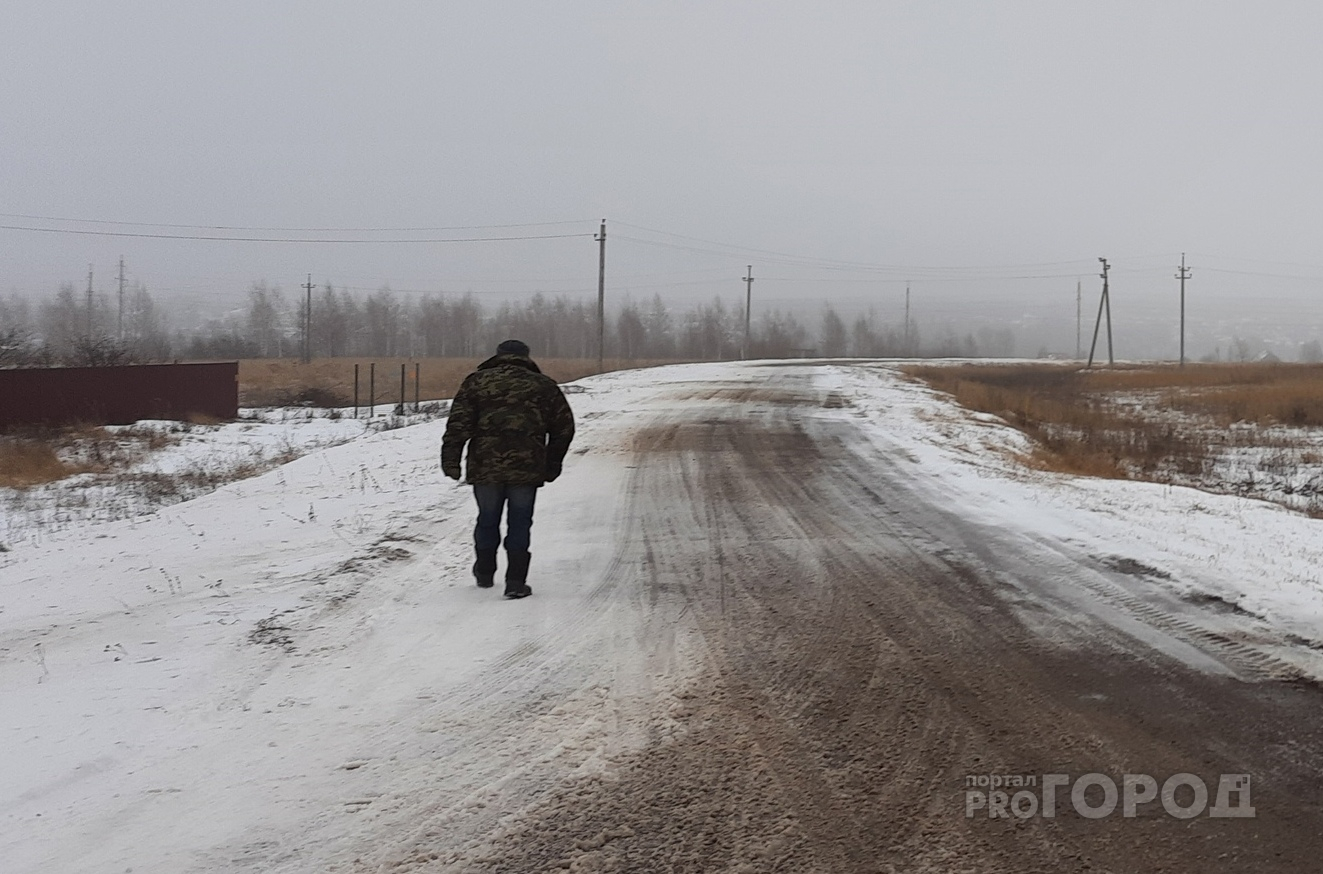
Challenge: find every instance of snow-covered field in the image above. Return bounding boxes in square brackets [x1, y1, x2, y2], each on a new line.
[1069, 386, 1323, 516]
[0, 405, 446, 546]
[3, 360, 1321, 872]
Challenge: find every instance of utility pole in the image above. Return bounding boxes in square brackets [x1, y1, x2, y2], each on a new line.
[302, 273, 314, 364]
[117, 256, 126, 342]
[742, 265, 754, 359]
[1104, 260, 1114, 364]
[1176, 253, 1191, 367]
[1076, 279, 1082, 360]
[1087, 258, 1114, 367]
[595, 220, 606, 373]
[86, 264, 94, 340]
[904, 284, 912, 356]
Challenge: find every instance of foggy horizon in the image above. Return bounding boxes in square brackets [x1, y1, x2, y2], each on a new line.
[6, 2, 1323, 361]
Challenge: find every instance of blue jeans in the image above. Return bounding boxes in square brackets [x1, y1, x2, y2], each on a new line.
[473, 484, 538, 553]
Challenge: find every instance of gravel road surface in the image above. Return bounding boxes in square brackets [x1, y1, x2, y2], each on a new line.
[473, 367, 1323, 873]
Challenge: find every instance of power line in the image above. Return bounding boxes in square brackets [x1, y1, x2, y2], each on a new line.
[19, 209, 1316, 281]
[614, 234, 1131, 282]
[615, 223, 863, 269]
[0, 224, 593, 244]
[0, 212, 593, 233]
[18, 209, 1323, 278]
[614, 222, 1104, 274]
[607, 278, 735, 292]
[755, 272, 1089, 283]
[1185, 251, 1323, 272]
[1196, 266, 1323, 281]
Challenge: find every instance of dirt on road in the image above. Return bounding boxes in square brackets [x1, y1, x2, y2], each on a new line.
[476, 372, 1323, 873]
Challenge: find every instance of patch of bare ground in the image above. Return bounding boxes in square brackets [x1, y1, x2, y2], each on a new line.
[906, 362, 1323, 514]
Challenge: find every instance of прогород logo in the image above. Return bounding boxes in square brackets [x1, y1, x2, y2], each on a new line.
[963, 773, 1255, 820]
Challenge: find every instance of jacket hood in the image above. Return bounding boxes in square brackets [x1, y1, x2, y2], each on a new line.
[477, 353, 542, 374]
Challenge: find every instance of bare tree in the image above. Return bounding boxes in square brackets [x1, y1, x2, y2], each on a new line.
[753, 309, 809, 358]
[311, 284, 351, 357]
[246, 282, 288, 357]
[69, 335, 135, 367]
[417, 294, 447, 357]
[643, 294, 675, 358]
[0, 326, 42, 367]
[680, 297, 739, 360]
[123, 283, 171, 360]
[363, 287, 402, 356]
[40, 282, 87, 359]
[0, 293, 41, 366]
[447, 294, 483, 358]
[820, 305, 848, 357]
[616, 300, 647, 359]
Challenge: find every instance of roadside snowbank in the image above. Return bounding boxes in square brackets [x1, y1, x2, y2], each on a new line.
[818, 362, 1323, 671]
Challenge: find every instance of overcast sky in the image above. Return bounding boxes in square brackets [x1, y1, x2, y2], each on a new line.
[4, 2, 1323, 352]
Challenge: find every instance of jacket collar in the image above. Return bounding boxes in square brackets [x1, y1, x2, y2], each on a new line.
[477, 353, 542, 374]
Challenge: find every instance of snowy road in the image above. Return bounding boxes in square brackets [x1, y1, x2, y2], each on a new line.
[3, 362, 1323, 872]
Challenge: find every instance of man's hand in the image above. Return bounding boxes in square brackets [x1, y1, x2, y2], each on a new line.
[443, 465, 461, 481]
[544, 462, 562, 483]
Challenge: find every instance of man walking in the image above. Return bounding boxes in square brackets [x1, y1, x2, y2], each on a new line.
[441, 339, 576, 598]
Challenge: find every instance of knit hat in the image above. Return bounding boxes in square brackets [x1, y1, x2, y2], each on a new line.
[495, 339, 531, 357]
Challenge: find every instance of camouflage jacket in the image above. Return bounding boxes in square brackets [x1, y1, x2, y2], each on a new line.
[440, 354, 576, 485]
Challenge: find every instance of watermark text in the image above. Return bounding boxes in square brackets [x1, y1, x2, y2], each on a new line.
[963, 773, 1254, 820]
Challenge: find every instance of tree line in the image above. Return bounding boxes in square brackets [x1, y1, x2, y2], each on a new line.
[0, 280, 1018, 367]
[0, 281, 169, 367]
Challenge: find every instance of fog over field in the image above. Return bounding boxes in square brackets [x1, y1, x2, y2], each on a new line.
[4, 3, 1323, 360]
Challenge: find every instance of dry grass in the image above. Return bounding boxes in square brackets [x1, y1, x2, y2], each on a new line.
[0, 424, 181, 490]
[237, 357, 693, 408]
[0, 440, 85, 488]
[904, 362, 1323, 482]
[1070, 363, 1323, 427]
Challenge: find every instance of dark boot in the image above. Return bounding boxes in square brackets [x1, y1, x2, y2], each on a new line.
[503, 550, 532, 599]
[473, 547, 498, 588]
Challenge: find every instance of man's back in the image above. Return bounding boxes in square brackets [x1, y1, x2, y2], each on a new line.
[441, 352, 575, 486]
